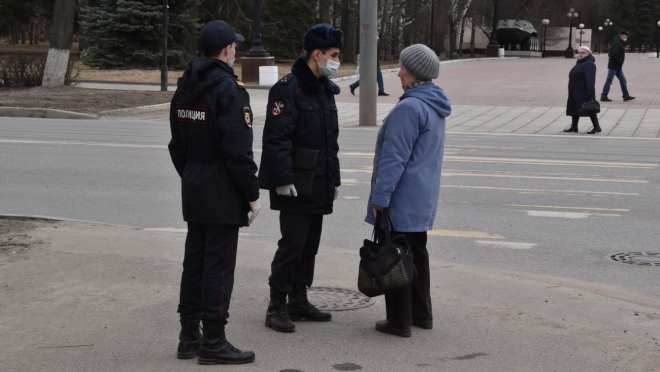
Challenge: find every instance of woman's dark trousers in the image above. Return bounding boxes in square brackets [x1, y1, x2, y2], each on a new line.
[376, 229, 432, 327]
[269, 212, 323, 293]
[178, 222, 239, 322]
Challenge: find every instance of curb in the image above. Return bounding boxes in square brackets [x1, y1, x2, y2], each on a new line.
[98, 103, 170, 117]
[0, 107, 98, 120]
[0, 213, 140, 230]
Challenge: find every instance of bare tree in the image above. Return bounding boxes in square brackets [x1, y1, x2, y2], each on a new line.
[42, 0, 75, 88]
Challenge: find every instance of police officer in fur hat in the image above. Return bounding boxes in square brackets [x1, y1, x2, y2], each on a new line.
[168, 20, 261, 364]
[259, 23, 343, 333]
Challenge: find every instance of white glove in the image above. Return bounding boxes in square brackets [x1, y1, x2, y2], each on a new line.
[276, 184, 297, 197]
[334, 187, 339, 199]
[248, 200, 261, 225]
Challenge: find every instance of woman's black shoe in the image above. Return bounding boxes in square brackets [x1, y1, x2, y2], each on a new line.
[375, 320, 411, 337]
[587, 127, 602, 134]
[412, 317, 433, 329]
[563, 127, 578, 133]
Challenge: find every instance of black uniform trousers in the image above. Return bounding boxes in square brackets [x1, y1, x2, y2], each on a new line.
[268, 212, 323, 294]
[376, 229, 432, 327]
[178, 222, 239, 322]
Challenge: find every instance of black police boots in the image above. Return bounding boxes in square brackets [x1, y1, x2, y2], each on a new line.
[197, 320, 255, 365]
[265, 287, 296, 332]
[287, 283, 332, 322]
[177, 313, 202, 359]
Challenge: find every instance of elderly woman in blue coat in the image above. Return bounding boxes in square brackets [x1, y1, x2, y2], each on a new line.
[365, 44, 451, 337]
[564, 46, 601, 134]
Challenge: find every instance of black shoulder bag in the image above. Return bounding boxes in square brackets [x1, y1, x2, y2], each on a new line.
[357, 209, 416, 297]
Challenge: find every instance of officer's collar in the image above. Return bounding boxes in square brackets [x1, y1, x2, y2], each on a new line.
[291, 56, 340, 95]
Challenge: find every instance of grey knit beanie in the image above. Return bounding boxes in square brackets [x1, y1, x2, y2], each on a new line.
[399, 44, 440, 81]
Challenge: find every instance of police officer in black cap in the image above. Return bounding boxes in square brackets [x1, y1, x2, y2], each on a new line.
[168, 20, 260, 365]
[259, 23, 343, 333]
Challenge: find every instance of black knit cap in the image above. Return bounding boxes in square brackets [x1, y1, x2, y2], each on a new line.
[619, 30, 630, 36]
[302, 23, 344, 51]
[199, 20, 245, 52]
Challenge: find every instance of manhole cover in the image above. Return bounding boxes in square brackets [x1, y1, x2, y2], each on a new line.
[307, 287, 375, 311]
[268, 287, 375, 311]
[610, 252, 660, 266]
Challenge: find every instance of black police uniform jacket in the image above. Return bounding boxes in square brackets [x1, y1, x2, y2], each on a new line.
[260, 56, 341, 215]
[607, 35, 626, 71]
[168, 57, 259, 226]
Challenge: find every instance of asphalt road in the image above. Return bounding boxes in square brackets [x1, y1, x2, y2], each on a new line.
[1, 116, 659, 301]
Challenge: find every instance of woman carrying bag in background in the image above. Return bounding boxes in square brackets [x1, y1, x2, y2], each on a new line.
[364, 44, 451, 338]
[564, 46, 602, 134]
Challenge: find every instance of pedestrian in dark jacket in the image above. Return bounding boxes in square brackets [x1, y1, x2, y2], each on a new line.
[260, 23, 343, 333]
[365, 44, 451, 338]
[168, 20, 260, 365]
[565, 46, 601, 134]
[600, 30, 635, 102]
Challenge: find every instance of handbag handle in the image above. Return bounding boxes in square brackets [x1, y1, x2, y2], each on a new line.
[373, 208, 394, 245]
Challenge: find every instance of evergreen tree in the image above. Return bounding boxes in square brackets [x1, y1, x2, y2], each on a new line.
[80, 0, 200, 69]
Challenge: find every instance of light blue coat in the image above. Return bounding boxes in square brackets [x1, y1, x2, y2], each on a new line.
[364, 83, 451, 232]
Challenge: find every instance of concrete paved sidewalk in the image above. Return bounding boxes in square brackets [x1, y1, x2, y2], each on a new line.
[2, 219, 659, 371]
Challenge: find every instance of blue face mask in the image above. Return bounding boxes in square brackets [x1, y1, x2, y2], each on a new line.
[318, 53, 340, 77]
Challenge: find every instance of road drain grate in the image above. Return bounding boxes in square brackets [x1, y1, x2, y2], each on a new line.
[610, 252, 660, 266]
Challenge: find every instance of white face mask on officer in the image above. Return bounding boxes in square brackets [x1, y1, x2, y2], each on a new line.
[227, 44, 236, 67]
[318, 52, 340, 77]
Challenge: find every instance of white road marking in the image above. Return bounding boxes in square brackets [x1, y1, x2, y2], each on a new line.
[505, 204, 630, 212]
[428, 229, 505, 239]
[524, 211, 621, 219]
[441, 185, 639, 196]
[476, 241, 536, 249]
[0, 138, 165, 149]
[442, 172, 647, 183]
[443, 156, 657, 169]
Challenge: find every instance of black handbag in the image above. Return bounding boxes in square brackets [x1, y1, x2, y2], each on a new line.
[258, 147, 319, 196]
[580, 99, 601, 117]
[357, 209, 416, 298]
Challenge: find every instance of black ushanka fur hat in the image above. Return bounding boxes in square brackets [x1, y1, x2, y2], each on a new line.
[303, 23, 344, 51]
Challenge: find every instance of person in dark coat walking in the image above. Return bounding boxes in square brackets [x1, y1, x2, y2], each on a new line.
[565, 46, 601, 134]
[168, 20, 261, 365]
[259, 23, 343, 333]
[600, 30, 635, 102]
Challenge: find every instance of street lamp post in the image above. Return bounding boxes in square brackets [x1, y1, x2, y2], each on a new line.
[603, 19, 613, 53]
[486, 0, 502, 57]
[245, 0, 269, 57]
[160, 0, 167, 92]
[566, 8, 578, 58]
[542, 19, 549, 58]
[429, 0, 435, 49]
[598, 26, 603, 54]
[578, 23, 585, 47]
[657, 20, 660, 59]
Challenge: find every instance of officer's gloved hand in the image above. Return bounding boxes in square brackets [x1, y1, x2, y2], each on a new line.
[334, 187, 339, 199]
[276, 184, 297, 197]
[248, 200, 261, 225]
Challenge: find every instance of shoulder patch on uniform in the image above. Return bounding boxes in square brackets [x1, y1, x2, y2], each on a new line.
[243, 106, 252, 128]
[236, 80, 246, 90]
[271, 100, 286, 117]
[278, 74, 294, 85]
